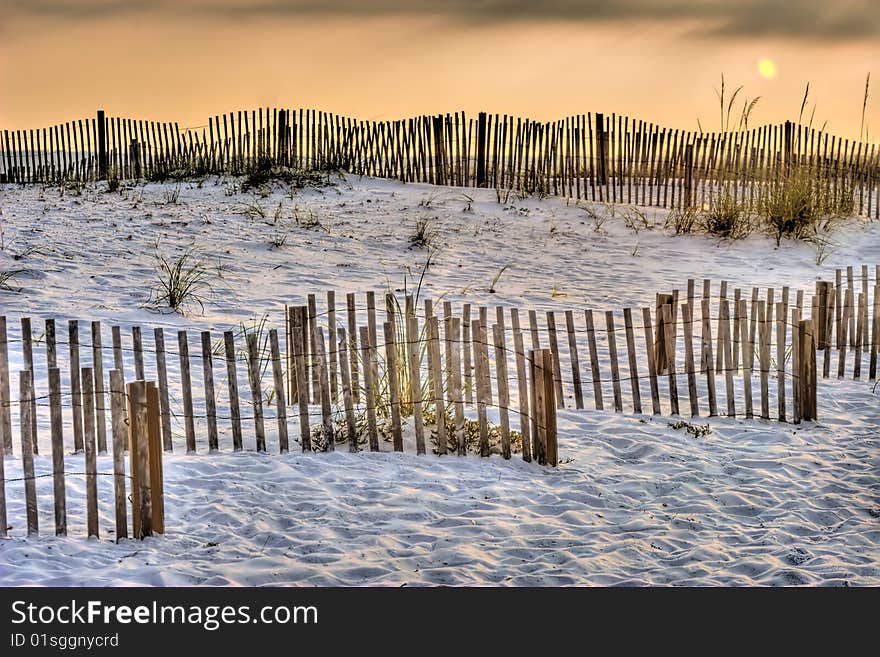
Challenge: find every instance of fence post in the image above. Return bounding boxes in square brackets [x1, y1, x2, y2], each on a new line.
[529, 349, 558, 467]
[127, 380, 164, 539]
[595, 113, 608, 186]
[476, 112, 488, 188]
[799, 320, 818, 421]
[97, 109, 108, 180]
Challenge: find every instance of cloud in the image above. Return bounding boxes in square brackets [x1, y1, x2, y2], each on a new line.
[2, 0, 878, 41]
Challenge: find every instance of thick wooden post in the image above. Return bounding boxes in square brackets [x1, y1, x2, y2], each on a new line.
[542, 349, 558, 467]
[596, 113, 608, 187]
[127, 380, 151, 538]
[97, 109, 108, 179]
[126, 379, 164, 538]
[476, 112, 488, 187]
[800, 320, 818, 421]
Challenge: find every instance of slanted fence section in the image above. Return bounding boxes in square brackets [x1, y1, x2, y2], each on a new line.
[1, 109, 878, 219]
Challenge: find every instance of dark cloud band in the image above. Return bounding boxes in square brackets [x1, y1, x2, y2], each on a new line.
[3, 0, 878, 41]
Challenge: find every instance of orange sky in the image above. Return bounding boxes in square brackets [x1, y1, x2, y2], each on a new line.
[1, 5, 877, 143]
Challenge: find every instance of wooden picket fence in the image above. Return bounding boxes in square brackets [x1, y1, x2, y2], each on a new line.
[1, 264, 878, 540]
[2, 109, 878, 219]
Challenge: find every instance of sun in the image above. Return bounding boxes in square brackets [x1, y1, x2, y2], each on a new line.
[758, 59, 777, 80]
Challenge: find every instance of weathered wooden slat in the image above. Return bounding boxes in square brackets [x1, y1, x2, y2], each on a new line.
[269, 329, 289, 454]
[246, 333, 267, 452]
[153, 328, 173, 452]
[492, 323, 511, 459]
[201, 331, 219, 452]
[109, 369, 128, 540]
[359, 325, 379, 452]
[48, 367, 67, 535]
[337, 328, 358, 452]
[0, 316, 12, 455]
[82, 367, 99, 537]
[20, 370, 39, 535]
[177, 331, 197, 453]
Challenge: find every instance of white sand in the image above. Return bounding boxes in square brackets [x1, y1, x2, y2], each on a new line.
[0, 176, 878, 585]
